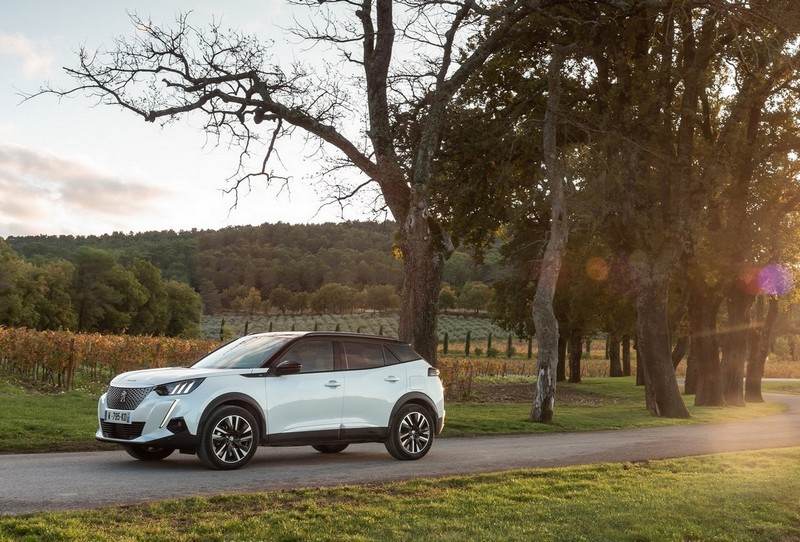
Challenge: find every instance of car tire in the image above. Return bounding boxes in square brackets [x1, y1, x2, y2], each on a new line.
[385, 403, 434, 460]
[197, 405, 260, 470]
[312, 443, 349, 454]
[124, 444, 174, 461]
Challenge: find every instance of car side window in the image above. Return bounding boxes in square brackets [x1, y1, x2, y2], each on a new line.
[385, 343, 421, 363]
[279, 340, 334, 373]
[343, 341, 385, 370]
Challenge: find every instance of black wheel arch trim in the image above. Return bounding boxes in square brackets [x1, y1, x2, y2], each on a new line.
[198, 392, 266, 441]
[390, 392, 437, 424]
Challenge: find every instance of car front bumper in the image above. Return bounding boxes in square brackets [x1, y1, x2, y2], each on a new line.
[96, 391, 200, 450]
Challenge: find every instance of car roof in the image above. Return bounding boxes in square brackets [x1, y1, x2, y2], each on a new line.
[247, 331, 403, 343]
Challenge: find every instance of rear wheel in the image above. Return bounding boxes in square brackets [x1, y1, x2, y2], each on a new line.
[312, 443, 349, 454]
[385, 404, 434, 460]
[197, 405, 260, 470]
[124, 444, 174, 461]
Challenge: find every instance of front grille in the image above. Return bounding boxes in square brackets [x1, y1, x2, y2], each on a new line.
[106, 386, 153, 410]
[101, 421, 145, 440]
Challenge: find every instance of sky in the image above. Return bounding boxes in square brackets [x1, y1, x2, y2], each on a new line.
[0, 0, 376, 238]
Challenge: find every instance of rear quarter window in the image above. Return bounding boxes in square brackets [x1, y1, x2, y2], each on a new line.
[385, 343, 422, 363]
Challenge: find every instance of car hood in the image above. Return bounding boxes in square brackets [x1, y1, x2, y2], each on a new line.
[110, 367, 248, 387]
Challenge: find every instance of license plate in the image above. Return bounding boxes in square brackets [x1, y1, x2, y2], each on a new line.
[104, 409, 132, 424]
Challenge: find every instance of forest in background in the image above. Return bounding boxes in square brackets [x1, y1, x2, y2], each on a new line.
[7, 221, 500, 316]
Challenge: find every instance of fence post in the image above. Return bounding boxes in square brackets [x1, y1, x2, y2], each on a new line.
[378, 324, 384, 336]
[244, 320, 249, 336]
[527, 336, 533, 359]
[506, 335, 513, 358]
[66, 338, 76, 391]
[443, 332, 449, 355]
[465, 331, 471, 357]
[357, 326, 362, 334]
[291, 322, 296, 331]
[487, 332, 493, 354]
[335, 323, 340, 332]
[219, 318, 225, 342]
[269, 321, 273, 332]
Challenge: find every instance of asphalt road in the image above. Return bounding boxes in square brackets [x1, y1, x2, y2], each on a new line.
[1, 393, 799, 515]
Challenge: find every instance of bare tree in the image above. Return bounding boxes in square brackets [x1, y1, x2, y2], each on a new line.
[30, 1, 556, 362]
[531, 44, 573, 423]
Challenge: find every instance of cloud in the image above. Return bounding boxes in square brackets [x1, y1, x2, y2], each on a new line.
[0, 144, 169, 229]
[0, 33, 53, 77]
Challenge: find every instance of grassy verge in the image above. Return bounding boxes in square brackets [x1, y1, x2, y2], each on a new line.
[0, 379, 112, 453]
[3, 448, 800, 541]
[762, 380, 800, 395]
[443, 377, 784, 436]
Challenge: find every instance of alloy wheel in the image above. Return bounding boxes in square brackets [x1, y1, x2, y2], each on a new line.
[211, 414, 254, 463]
[398, 411, 430, 454]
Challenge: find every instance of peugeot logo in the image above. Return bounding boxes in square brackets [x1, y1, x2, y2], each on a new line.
[120, 390, 128, 403]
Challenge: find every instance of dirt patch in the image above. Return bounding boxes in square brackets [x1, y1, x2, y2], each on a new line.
[455, 382, 614, 406]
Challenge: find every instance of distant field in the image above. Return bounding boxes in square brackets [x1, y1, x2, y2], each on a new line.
[201, 312, 512, 341]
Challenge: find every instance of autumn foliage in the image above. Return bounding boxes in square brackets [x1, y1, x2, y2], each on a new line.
[0, 327, 217, 390]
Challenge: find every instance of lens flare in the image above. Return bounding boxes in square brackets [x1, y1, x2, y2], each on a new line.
[586, 257, 609, 282]
[757, 264, 794, 296]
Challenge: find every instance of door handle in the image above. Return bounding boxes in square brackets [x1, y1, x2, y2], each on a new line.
[384, 376, 400, 383]
[325, 380, 341, 388]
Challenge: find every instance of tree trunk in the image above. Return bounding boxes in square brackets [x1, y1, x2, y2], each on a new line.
[634, 256, 690, 418]
[720, 289, 754, 406]
[608, 333, 623, 377]
[397, 197, 450, 365]
[568, 330, 582, 383]
[671, 336, 688, 369]
[688, 283, 723, 405]
[557, 334, 567, 382]
[745, 296, 778, 403]
[585, 337, 591, 356]
[530, 45, 572, 423]
[635, 337, 644, 386]
[789, 334, 798, 362]
[622, 335, 632, 376]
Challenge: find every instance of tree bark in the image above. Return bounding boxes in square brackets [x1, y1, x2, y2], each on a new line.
[622, 335, 632, 376]
[397, 193, 451, 364]
[530, 45, 573, 423]
[671, 336, 688, 369]
[745, 296, 778, 403]
[608, 333, 623, 377]
[557, 334, 567, 382]
[568, 330, 582, 383]
[720, 289, 754, 406]
[634, 255, 690, 418]
[688, 282, 723, 405]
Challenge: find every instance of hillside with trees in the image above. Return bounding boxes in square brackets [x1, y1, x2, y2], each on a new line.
[7, 221, 501, 316]
[0, 240, 201, 337]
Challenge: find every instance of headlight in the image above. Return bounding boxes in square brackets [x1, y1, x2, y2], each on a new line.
[154, 378, 205, 396]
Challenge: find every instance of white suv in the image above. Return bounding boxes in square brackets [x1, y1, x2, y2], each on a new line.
[97, 332, 445, 469]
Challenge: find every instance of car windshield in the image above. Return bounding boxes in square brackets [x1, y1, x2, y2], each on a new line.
[192, 334, 294, 369]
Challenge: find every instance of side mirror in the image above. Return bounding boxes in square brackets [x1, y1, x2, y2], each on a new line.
[273, 360, 302, 376]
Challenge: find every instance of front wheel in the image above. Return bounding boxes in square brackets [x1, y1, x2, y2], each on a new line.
[124, 444, 174, 461]
[385, 404, 434, 460]
[312, 443, 349, 454]
[197, 405, 260, 470]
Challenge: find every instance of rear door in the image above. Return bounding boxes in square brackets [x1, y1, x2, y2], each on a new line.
[265, 339, 343, 440]
[340, 340, 407, 435]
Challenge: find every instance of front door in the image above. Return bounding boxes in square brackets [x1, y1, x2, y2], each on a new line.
[265, 339, 343, 441]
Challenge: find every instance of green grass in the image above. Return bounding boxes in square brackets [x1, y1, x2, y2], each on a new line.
[0, 376, 783, 453]
[762, 380, 800, 395]
[0, 379, 111, 453]
[443, 377, 784, 436]
[3, 448, 800, 541]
